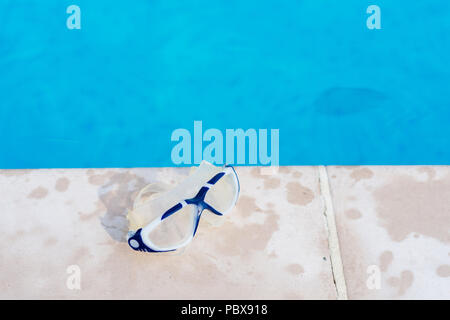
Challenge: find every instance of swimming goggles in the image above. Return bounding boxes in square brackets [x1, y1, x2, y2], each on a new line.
[127, 161, 240, 252]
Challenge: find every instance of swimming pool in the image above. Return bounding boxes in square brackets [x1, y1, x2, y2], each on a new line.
[1, 0, 449, 168]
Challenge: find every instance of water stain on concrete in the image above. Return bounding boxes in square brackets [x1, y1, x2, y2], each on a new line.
[388, 270, 414, 296]
[88, 171, 116, 186]
[250, 167, 284, 191]
[264, 177, 280, 189]
[286, 182, 314, 206]
[335, 166, 356, 170]
[71, 246, 91, 263]
[236, 195, 262, 218]
[350, 168, 374, 182]
[374, 174, 450, 243]
[250, 167, 259, 177]
[379, 251, 393, 272]
[345, 208, 362, 220]
[28, 225, 47, 235]
[286, 264, 304, 275]
[436, 265, 450, 278]
[97, 171, 149, 242]
[278, 167, 292, 174]
[28, 186, 48, 199]
[55, 177, 70, 192]
[44, 237, 58, 246]
[418, 167, 436, 180]
[79, 201, 106, 221]
[15, 229, 25, 237]
[293, 171, 302, 178]
[251, 167, 281, 189]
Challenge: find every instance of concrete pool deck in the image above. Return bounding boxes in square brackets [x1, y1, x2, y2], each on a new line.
[0, 166, 448, 299]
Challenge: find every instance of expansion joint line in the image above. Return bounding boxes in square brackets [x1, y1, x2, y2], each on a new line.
[318, 166, 348, 300]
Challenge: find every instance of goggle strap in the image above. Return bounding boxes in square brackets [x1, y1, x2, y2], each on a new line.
[203, 202, 224, 216]
[161, 202, 183, 220]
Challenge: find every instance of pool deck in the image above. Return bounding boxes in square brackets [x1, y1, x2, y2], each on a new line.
[0, 166, 449, 299]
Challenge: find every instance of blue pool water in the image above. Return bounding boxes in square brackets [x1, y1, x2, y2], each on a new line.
[1, 0, 449, 168]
